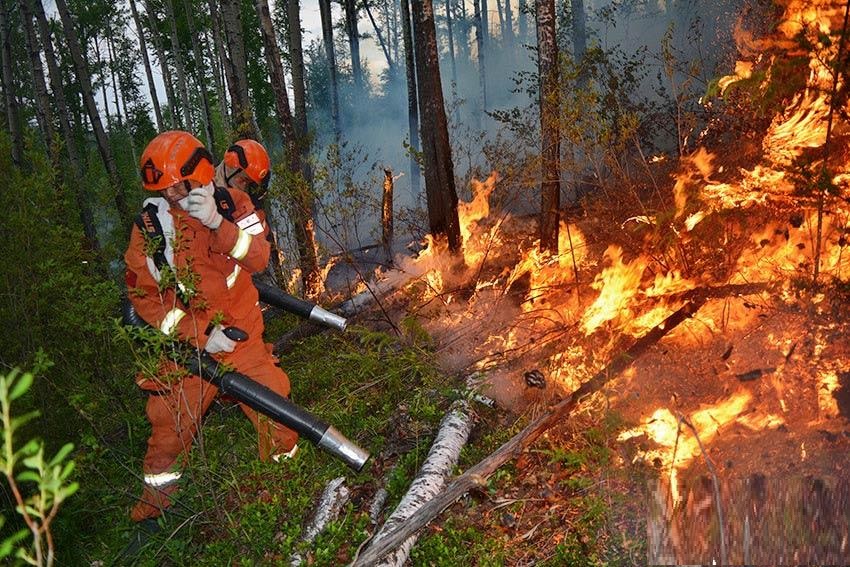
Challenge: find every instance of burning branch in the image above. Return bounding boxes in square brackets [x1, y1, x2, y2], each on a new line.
[353, 289, 725, 565]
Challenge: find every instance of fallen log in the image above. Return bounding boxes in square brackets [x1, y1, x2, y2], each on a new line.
[353, 295, 711, 565]
[361, 400, 472, 567]
[290, 477, 351, 566]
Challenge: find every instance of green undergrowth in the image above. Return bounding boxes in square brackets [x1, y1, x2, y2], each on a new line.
[72, 318, 647, 565]
[82, 323, 458, 564]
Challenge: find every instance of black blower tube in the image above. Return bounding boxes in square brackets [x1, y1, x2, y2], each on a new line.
[121, 299, 369, 471]
[255, 283, 347, 332]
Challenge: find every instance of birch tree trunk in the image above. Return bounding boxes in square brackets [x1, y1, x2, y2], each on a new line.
[344, 0, 363, 91]
[55, 0, 131, 227]
[412, 0, 461, 251]
[221, 0, 257, 138]
[20, 0, 56, 164]
[0, 0, 21, 166]
[183, 0, 215, 150]
[358, 401, 472, 566]
[255, 0, 321, 292]
[537, 0, 560, 252]
[145, 0, 178, 128]
[400, 0, 420, 197]
[129, 0, 163, 131]
[318, 0, 340, 143]
[163, 0, 192, 130]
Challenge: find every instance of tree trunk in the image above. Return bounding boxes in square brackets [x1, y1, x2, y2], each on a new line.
[473, 0, 487, 114]
[287, 0, 313, 184]
[445, 0, 457, 88]
[32, 0, 100, 250]
[55, 0, 131, 227]
[221, 0, 257, 138]
[365, 0, 394, 72]
[31, 1, 82, 173]
[183, 0, 215, 151]
[400, 0, 420, 197]
[163, 0, 192, 131]
[255, 0, 321, 292]
[128, 0, 163, 131]
[382, 168, 394, 263]
[145, 0, 178, 128]
[537, 0, 559, 252]
[318, 0, 340, 143]
[518, 0, 527, 43]
[92, 37, 111, 124]
[495, 0, 505, 39]
[106, 34, 123, 129]
[0, 0, 22, 166]
[481, 0, 489, 46]
[390, 0, 400, 67]
[570, 0, 586, 64]
[504, 0, 513, 50]
[344, 0, 363, 91]
[206, 1, 231, 127]
[20, 0, 57, 165]
[412, 0, 461, 251]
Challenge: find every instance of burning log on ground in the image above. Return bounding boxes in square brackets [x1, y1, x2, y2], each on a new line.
[353, 291, 722, 565]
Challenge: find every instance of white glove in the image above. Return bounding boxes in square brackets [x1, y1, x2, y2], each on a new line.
[186, 187, 223, 229]
[205, 325, 236, 353]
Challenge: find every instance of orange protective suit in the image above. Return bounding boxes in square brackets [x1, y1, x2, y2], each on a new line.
[124, 186, 297, 521]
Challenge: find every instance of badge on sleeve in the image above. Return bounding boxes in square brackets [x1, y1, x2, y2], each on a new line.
[236, 213, 264, 235]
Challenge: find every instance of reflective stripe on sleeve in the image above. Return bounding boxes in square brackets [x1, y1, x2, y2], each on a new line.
[143, 470, 182, 488]
[229, 229, 253, 260]
[160, 308, 186, 335]
[226, 265, 241, 289]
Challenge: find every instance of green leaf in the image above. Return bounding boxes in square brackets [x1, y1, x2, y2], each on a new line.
[9, 373, 33, 401]
[10, 410, 40, 431]
[15, 439, 39, 459]
[21, 453, 44, 470]
[62, 482, 79, 499]
[60, 461, 75, 480]
[0, 528, 28, 559]
[49, 443, 74, 468]
[15, 471, 40, 484]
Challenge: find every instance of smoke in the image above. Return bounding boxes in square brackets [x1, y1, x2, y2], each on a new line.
[285, 0, 746, 255]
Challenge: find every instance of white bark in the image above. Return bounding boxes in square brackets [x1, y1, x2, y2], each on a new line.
[368, 399, 472, 566]
[290, 476, 350, 566]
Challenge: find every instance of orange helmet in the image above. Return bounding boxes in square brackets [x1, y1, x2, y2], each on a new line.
[139, 130, 215, 191]
[223, 139, 271, 188]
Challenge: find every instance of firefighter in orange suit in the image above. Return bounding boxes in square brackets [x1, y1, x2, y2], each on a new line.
[124, 131, 298, 522]
[215, 139, 272, 223]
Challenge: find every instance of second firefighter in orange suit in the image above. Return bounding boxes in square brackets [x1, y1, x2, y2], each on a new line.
[124, 131, 298, 522]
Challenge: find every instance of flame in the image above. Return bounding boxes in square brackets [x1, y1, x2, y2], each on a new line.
[816, 369, 841, 420]
[581, 246, 648, 335]
[673, 148, 716, 218]
[619, 391, 764, 504]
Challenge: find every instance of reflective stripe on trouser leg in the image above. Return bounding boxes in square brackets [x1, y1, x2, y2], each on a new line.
[143, 469, 182, 488]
